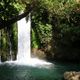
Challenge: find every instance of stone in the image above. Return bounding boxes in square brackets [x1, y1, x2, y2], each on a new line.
[64, 71, 80, 80]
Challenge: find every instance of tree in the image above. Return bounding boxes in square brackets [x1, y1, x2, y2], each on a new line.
[0, 0, 32, 29]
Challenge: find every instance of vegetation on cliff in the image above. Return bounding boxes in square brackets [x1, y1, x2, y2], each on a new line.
[31, 0, 80, 61]
[0, 0, 80, 61]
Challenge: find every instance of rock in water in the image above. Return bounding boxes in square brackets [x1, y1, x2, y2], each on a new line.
[64, 71, 80, 80]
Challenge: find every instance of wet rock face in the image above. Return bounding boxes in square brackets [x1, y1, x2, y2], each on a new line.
[64, 71, 80, 80]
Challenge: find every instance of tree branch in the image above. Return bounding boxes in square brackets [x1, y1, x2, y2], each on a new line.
[0, 4, 33, 29]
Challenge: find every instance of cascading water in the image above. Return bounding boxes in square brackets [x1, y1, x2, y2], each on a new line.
[17, 14, 31, 62]
[9, 37, 12, 61]
[2, 13, 51, 68]
[7, 27, 13, 61]
[17, 13, 51, 66]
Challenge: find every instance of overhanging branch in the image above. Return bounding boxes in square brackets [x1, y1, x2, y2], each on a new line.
[0, 4, 34, 29]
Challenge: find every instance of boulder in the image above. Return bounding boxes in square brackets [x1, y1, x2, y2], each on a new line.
[64, 71, 80, 80]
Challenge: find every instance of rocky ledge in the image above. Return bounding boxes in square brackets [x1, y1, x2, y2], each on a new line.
[64, 71, 80, 80]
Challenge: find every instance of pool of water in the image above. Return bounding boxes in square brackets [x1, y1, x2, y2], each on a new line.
[0, 62, 80, 80]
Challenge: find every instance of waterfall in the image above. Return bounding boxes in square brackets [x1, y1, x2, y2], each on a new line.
[17, 14, 31, 62]
[0, 12, 51, 67]
[9, 37, 13, 61]
[0, 13, 51, 67]
[16, 13, 51, 66]
[7, 27, 13, 61]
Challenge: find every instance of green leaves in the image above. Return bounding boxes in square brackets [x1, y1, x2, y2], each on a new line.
[31, 0, 80, 50]
[0, 0, 25, 21]
[38, 23, 52, 43]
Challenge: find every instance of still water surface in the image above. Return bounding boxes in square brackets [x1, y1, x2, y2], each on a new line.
[0, 62, 80, 80]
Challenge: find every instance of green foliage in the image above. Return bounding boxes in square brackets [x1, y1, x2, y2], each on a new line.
[31, 0, 80, 60]
[31, 29, 39, 48]
[32, 6, 52, 48]
[59, 3, 80, 43]
[0, 0, 25, 21]
[0, 29, 8, 50]
[50, 2, 80, 60]
[37, 23, 52, 44]
[11, 23, 18, 51]
[0, 23, 18, 61]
